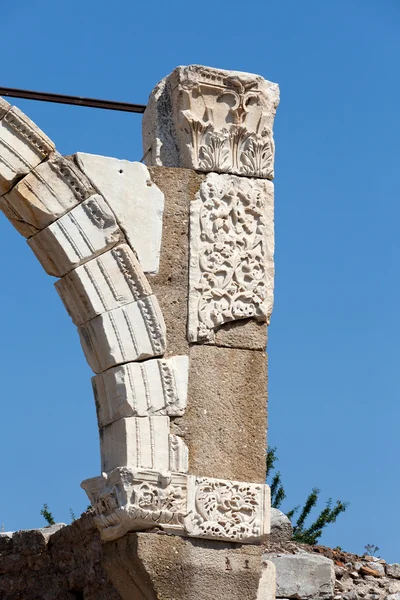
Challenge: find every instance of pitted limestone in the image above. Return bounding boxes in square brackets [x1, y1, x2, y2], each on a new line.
[4, 152, 94, 233]
[0, 106, 54, 196]
[27, 194, 122, 277]
[92, 355, 189, 425]
[78, 295, 166, 373]
[55, 244, 153, 326]
[75, 153, 164, 273]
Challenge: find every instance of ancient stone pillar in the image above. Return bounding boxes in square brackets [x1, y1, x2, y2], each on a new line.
[0, 64, 279, 600]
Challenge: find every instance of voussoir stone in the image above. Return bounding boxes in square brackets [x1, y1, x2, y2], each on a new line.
[3, 152, 94, 234]
[143, 64, 279, 179]
[266, 553, 335, 600]
[27, 194, 123, 277]
[0, 105, 54, 196]
[55, 243, 153, 326]
[99, 416, 188, 473]
[0, 96, 11, 120]
[78, 295, 166, 373]
[75, 153, 164, 273]
[92, 355, 189, 425]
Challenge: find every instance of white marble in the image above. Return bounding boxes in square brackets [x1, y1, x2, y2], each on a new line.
[92, 355, 189, 425]
[27, 194, 122, 277]
[81, 468, 270, 544]
[75, 153, 164, 273]
[143, 64, 279, 179]
[169, 434, 189, 473]
[0, 97, 10, 120]
[188, 172, 274, 342]
[81, 468, 188, 541]
[185, 477, 270, 543]
[78, 295, 166, 373]
[0, 106, 54, 196]
[55, 243, 152, 326]
[3, 152, 93, 234]
[100, 416, 171, 472]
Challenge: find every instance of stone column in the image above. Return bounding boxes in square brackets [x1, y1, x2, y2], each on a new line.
[0, 64, 279, 600]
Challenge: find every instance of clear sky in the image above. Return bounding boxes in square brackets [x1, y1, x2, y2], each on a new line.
[0, 0, 399, 561]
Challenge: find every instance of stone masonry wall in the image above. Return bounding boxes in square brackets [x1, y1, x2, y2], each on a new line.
[0, 514, 121, 600]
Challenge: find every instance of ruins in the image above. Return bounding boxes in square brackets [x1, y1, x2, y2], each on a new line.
[0, 64, 279, 599]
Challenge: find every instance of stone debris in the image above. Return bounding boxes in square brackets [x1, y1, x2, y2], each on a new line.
[0, 105, 55, 196]
[270, 508, 293, 544]
[266, 552, 335, 600]
[75, 152, 164, 273]
[27, 194, 123, 277]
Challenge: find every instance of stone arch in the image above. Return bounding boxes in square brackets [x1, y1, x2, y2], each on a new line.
[0, 96, 189, 490]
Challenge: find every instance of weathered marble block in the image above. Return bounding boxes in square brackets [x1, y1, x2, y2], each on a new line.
[81, 468, 188, 541]
[3, 152, 93, 234]
[143, 64, 279, 179]
[92, 355, 189, 425]
[99, 416, 188, 473]
[188, 172, 274, 343]
[55, 244, 152, 326]
[81, 467, 270, 544]
[75, 153, 164, 273]
[78, 296, 166, 373]
[0, 106, 54, 196]
[0, 195, 38, 237]
[27, 194, 122, 277]
[0, 97, 10, 120]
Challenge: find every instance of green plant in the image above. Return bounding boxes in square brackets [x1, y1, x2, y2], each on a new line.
[364, 544, 380, 557]
[266, 447, 349, 545]
[40, 503, 55, 526]
[69, 509, 77, 522]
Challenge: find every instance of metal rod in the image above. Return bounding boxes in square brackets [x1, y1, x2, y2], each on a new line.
[0, 86, 146, 114]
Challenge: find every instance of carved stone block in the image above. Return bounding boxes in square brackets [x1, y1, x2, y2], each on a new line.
[0, 106, 55, 196]
[81, 467, 270, 545]
[27, 194, 123, 277]
[3, 152, 94, 234]
[78, 295, 166, 373]
[75, 153, 164, 273]
[0, 97, 10, 120]
[92, 355, 189, 426]
[185, 476, 270, 544]
[99, 417, 188, 473]
[188, 172, 274, 342]
[143, 64, 279, 179]
[81, 468, 188, 541]
[0, 195, 39, 237]
[55, 243, 152, 326]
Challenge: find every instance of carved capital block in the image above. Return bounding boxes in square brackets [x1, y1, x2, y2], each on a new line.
[3, 152, 94, 234]
[78, 295, 166, 373]
[81, 468, 188, 541]
[188, 173, 274, 342]
[81, 468, 270, 545]
[143, 65, 279, 179]
[92, 355, 189, 425]
[185, 476, 270, 544]
[27, 194, 122, 277]
[55, 244, 153, 327]
[0, 106, 55, 196]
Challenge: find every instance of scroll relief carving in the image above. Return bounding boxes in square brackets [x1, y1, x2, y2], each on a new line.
[143, 65, 279, 179]
[81, 469, 270, 544]
[188, 173, 274, 342]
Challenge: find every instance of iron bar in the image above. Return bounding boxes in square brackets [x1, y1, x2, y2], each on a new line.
[0, 86, 146, 114]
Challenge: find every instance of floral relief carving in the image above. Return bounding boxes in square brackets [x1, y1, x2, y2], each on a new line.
[188, 173, 274, 342]
[185, 477, 268, 543]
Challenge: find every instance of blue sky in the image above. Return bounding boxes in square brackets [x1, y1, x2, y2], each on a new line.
[0, 0, 399, 560]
